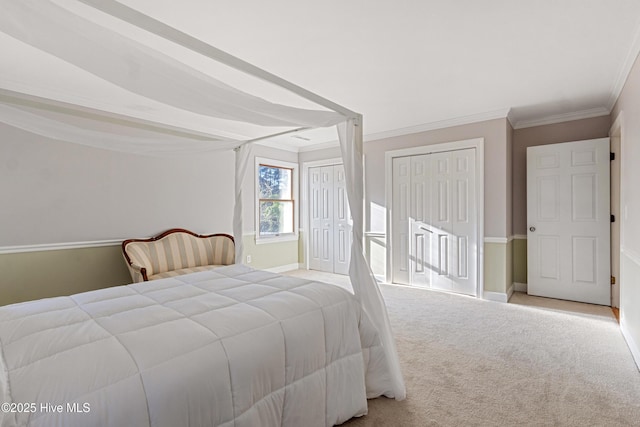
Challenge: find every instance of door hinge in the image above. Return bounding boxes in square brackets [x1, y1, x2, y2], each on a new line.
[610, 152, 615, 161]
[611, 276, 616, 285]
[611, 214, 615, 223]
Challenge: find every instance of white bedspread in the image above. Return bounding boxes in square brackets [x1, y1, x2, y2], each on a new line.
[0, 265, 390, 427]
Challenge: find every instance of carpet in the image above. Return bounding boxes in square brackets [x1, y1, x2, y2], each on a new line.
[283, 270, 640, 426]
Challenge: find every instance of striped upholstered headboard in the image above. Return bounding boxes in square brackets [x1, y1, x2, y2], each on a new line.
[122, 229, 235, 282]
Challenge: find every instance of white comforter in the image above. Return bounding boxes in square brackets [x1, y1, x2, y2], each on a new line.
[0, 265, 390, 427]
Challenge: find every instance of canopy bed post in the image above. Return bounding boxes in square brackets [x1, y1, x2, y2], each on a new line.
[337, 118, 406, 399]
[233, 142, 253, 264]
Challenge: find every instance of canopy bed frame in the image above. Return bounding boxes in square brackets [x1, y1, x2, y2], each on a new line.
[0, 0, 405, 425]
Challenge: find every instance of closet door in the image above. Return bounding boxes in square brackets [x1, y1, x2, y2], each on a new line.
[391, 148, 478, 296]
[333, 165, 352, 275]
[392, 157, 411, 285]
[409, 154, 434, 287]
[429, 149, 477, 295]
[309, 166, 334, 272]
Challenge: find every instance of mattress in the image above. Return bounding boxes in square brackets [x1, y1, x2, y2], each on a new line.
[0, 265, 390, 427]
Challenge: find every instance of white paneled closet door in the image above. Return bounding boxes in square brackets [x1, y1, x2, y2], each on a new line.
[309, 165, 352, 274]
[392, 149, 477, 296]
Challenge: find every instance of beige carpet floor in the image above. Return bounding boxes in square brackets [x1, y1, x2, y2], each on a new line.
[283, 270, 640, 426]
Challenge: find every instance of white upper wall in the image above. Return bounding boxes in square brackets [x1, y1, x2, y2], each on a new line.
[0, 123, 235, 246]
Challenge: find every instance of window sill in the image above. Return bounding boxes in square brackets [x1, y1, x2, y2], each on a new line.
[255, 234, 298, 245]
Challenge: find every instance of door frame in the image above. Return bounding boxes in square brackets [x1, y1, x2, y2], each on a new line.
[385, 138, 485, 297]
[610, 113, 624, 308]
[301, 157, 343, 270]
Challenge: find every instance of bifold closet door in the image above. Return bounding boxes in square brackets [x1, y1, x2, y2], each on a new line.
[309, 165, 352, 274]
[392, 149, 477, 296]
[333, 165, 352, 275]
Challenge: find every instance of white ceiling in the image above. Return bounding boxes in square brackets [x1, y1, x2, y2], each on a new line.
[3, 0, 640, 150]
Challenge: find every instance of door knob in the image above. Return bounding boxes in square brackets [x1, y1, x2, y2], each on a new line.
[529, 226, 536, 232]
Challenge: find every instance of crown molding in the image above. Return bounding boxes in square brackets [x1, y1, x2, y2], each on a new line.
[511, 107, 610, 130]
[607, 16, 640, 111]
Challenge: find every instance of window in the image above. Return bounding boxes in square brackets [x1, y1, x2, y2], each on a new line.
[256, 158, 298, 242]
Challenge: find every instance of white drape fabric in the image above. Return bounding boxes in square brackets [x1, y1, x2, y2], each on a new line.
[337, 119, 406, 400]
[0, 0, 345, 129]
[0, 103, 236, 155]
[233, 143, 253, 263]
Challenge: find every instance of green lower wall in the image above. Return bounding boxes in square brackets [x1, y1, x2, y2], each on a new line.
[0, 245, 131, 306]
[242, 234, 299, 270]
[484, 242, 510, 294]
[513, 238, 527, 284]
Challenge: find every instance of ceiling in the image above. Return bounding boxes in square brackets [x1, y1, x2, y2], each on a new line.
[2, 0, 640, 151]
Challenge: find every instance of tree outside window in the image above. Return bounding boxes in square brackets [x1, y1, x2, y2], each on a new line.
[258, 164, 294, 236]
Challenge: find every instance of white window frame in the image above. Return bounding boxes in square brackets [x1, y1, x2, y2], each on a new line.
[255, 157, 299, 244]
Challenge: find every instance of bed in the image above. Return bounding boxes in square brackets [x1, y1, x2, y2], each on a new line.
[0, 2, 405, 423]
[0, 265, 390, 427]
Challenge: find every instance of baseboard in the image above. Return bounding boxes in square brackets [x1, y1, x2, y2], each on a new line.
[506, 284, 514, 301]
[264, 263, 301, 273]
[513, 282, 527, 292]
[621, 317, 640, 371]
[483, 291, 509, 303]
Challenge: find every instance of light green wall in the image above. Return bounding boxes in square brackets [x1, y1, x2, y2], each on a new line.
[242, 235, 299, 270]
[484, 242, 509, 294]
[365, 235, 386, 278]
[0, 245, 131, 306]
[513, 238, 527, 284]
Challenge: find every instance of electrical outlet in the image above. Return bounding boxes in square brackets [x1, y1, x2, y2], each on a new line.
[246, 255, 252, 264]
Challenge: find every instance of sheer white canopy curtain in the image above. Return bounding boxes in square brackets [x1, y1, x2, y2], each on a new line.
[0, 0, 405, 400]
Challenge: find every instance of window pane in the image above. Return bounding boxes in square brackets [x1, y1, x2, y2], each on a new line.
[259, 165, 292, 199]
[259, 201, 294, 235]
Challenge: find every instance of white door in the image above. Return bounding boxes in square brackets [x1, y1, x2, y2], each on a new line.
[393, 149, 478, 296]
[309, 166, 333, 272]
[527, 138, 610, 305]
[309, 165, 352, 274]
[392, 157, 411, 285]
[333, 165, 352, 275]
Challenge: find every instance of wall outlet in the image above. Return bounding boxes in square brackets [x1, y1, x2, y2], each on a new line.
[246, 255, 252, 264]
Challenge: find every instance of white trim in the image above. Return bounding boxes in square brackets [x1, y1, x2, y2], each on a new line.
[621, 318, 640, 371]
[507, 284, 514, 301]
[385, 137, 485, 298]
[301, 158, 344, 269]
[484, 237, 508, 244]
[263, 263, 301, 274]
[0, 239, 122, 254]
[513, 234, 527, 240]
[512, 109, 609, 130]
[254, 234, 298, 245]
[366, 109, 509, 143]
[513, 282, 527, 293]
[483, 290, 509, 303]
[255, 157, 299, 244]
